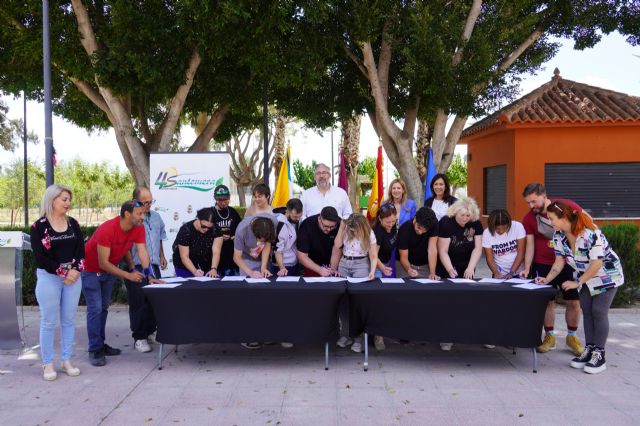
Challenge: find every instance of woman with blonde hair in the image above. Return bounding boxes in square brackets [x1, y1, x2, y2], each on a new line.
[436, 197, 484, 351]
[331, 213, 379, 352]
[383, 178, 416, 226]
[30, 184, 85, 380]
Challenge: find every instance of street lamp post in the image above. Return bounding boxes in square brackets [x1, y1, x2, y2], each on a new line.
[43, 0, 54, 186]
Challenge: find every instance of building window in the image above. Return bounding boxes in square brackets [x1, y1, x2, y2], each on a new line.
[545, 162, 640, 218]
[484, 165, 506, 214]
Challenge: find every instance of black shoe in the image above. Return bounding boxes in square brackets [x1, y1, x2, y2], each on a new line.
[584, 348, 606, 374]
[102, 343, 122, 356]
[89, 350, 106, 367]
[570, 344, 593, 369]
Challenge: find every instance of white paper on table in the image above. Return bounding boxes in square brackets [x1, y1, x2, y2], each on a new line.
[245, 278, 271, 283]
[449, 278, 477, 284]
[412, 278, 442, 284]
[276, 276, 300, 282]
[347, 277, 373, 283]
[160, 277, 187, 283]
[190, 276, 219, 282]
[322, 276, 347, 282]
[505, 278, 533, 284]
[221, 276, 247, 281]
[478, 278, 505, 284]
[380, 278, 405, 284]
[513, 283, 548, 290]
[303, 277, 322, 283]
[145, 283, 182, 289]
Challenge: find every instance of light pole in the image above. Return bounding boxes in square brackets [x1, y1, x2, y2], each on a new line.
[43, 0, 54, 186]
[23, 92, 28, 227]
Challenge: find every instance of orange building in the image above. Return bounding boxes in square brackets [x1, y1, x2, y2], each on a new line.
[459, 69, 640, 225]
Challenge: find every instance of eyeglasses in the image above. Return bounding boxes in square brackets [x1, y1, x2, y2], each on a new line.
[315, 171, 330, 176]
[141, 199, 156, 206]
[319, 217, 337, 231]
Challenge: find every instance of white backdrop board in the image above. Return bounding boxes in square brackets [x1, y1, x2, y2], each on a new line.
[150, 152, 230, 277]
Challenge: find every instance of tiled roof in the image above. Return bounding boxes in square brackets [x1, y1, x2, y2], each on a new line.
[461, 68, 640, 138]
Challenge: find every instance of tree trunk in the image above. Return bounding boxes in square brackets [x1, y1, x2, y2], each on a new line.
[273, 115, 286, 178]
[341, 115, 361, 212]
[415, 118, 434, 179]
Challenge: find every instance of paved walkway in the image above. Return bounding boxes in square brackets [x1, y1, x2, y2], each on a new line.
[2, 302, 640, 426]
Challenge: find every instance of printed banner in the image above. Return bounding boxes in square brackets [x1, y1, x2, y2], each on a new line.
[150, 152, 230, 277]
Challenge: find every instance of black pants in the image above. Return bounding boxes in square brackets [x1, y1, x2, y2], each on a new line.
[124, 264, 160, 341]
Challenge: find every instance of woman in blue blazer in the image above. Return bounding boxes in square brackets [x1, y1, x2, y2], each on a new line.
[383, 178, 416, 226]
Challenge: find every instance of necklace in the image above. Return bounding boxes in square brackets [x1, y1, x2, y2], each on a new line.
[215, 206, 230, 220]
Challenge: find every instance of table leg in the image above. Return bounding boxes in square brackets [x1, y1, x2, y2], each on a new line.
[512, 347, 516, 355]
[158, 343, 164, 370]
[363, 333, 369, 372]
[532, 348, 538, 373]
[324, 342, 329, 371]
[175, 345, 179, 353]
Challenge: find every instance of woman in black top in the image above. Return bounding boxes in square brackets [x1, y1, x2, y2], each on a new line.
[373, 204, 399, 277]
[172, 208, 224, 277]
[424, 173, 458, 220]
[30, 184, 85, 381]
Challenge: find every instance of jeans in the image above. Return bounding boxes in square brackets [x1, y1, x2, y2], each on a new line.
[338, 257, 370, 278]
[35, 269, 82, 364]
[81, 271, 117, 352]
[124, 265, 159, 341]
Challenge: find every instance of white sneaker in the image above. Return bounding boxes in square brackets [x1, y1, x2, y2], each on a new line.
[147, 332, 157, 344]
[440, 343, 453, 351]
[483, 344, 496, 349]
[351, 342, 362, 353]
[336, 336, 353, 348]
[374, 336, 386, 351]
[134, 339, 152, 353]
[280, 342, 294, 348]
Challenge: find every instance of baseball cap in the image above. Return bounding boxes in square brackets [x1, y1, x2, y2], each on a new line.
[214, 185, 230, 200]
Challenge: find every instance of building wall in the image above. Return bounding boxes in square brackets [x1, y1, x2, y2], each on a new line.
[464, 123, 640, 226]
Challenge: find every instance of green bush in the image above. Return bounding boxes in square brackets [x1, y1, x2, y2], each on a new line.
[601, 222, 640, 307]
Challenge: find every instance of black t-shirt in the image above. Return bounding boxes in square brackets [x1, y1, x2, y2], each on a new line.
[397, 219, 438, 266]
[30, 216, 85, 275]
[172, 220, 222, 271]
[373, 222, 398, 264]
[437, 216, 484, 270]
[296, 214, 338, 267]
[210, 206, 242, 271]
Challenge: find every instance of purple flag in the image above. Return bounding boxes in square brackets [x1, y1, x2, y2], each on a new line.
[338, 151, 348, 192]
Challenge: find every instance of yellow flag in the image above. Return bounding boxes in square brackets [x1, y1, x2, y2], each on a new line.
[272, 146, 292, 207]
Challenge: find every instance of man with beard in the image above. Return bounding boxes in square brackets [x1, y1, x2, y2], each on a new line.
[521, 183, 583, 356]
[299, 163, 352, 221]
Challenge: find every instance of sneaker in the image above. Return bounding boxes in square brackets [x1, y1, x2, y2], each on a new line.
[374, 336, 386, 351]
[584, 348, 606, 374]
[440, 343, 453, 351]
[336, 336, 353, 348]
[570, 345, 594, 369]
[147, 332, 157, 344]
[351, 342, 362, 353]
[61, 361, 81, 377]
[102, 343, 122, 356]
[280, 342, 294, 348]
[483, 344, 496, 349]
[135, 339, 152, 353]
[42, 364, 57, 381]
[89, 350, 107, 367]
[240, 342, 262, 350]
[566, 335, 584, 356]
[536, 334, 556, 353]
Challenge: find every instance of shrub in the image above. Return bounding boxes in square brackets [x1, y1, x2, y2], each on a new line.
[601, 222, 640, 307]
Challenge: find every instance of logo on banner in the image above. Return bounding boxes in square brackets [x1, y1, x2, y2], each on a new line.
[154, 167, 223, 192]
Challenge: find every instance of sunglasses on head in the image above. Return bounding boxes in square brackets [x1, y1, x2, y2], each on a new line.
[548, 202, 564, 216]
[131, 201, 144, 207]
[380, 203, 397, 212]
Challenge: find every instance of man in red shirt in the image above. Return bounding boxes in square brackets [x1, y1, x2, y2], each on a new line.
[81, 200, 156, 366]
[521, 183, 583, 356]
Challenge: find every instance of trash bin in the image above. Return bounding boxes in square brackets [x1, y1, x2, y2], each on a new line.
[0, 231, 30, 349]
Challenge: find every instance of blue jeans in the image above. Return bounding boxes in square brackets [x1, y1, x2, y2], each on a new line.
[35, 269, 82, 364]
[81, 271, 117, 352]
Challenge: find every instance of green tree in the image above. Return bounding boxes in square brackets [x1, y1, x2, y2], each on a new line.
[0, 159, 45, 226]
[446, 154, 468, 196]
[292, 159, 317, 190]
[0, 99, 38, 151]
[356, 156, 376, 195]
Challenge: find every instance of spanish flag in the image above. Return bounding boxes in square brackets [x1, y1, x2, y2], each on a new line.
[367, 144, 384, 221]
[272, 145, 292, 208]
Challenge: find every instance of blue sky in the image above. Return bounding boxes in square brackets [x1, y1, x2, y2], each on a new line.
[2, 32, 639, 177]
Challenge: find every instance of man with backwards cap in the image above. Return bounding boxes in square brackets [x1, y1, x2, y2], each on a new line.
[210, 185, 242, 276]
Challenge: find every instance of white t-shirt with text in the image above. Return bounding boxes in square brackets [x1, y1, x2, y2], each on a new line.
[481, 221, 526, 275]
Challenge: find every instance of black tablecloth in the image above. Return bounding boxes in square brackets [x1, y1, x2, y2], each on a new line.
[347, 280, 556, 348]
[143, 279, 345, 344]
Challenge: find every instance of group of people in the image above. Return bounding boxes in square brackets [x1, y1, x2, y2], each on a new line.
[30, 163, 624, 381]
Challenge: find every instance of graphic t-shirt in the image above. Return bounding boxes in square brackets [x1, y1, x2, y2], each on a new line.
[172, 220, 222, 271]
[437, 216, 483, 272]
[211, 206, 242, 271]
[482, 221, 526, 275]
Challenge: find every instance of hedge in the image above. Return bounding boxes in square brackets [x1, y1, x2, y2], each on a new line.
[3, 219, 638, 307]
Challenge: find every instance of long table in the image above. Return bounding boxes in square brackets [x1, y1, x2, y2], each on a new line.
[347, 279, 556, 371]
[143, 279, 346, 369]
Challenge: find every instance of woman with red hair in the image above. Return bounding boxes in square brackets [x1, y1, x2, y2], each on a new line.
[536, 200, 624, 374]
